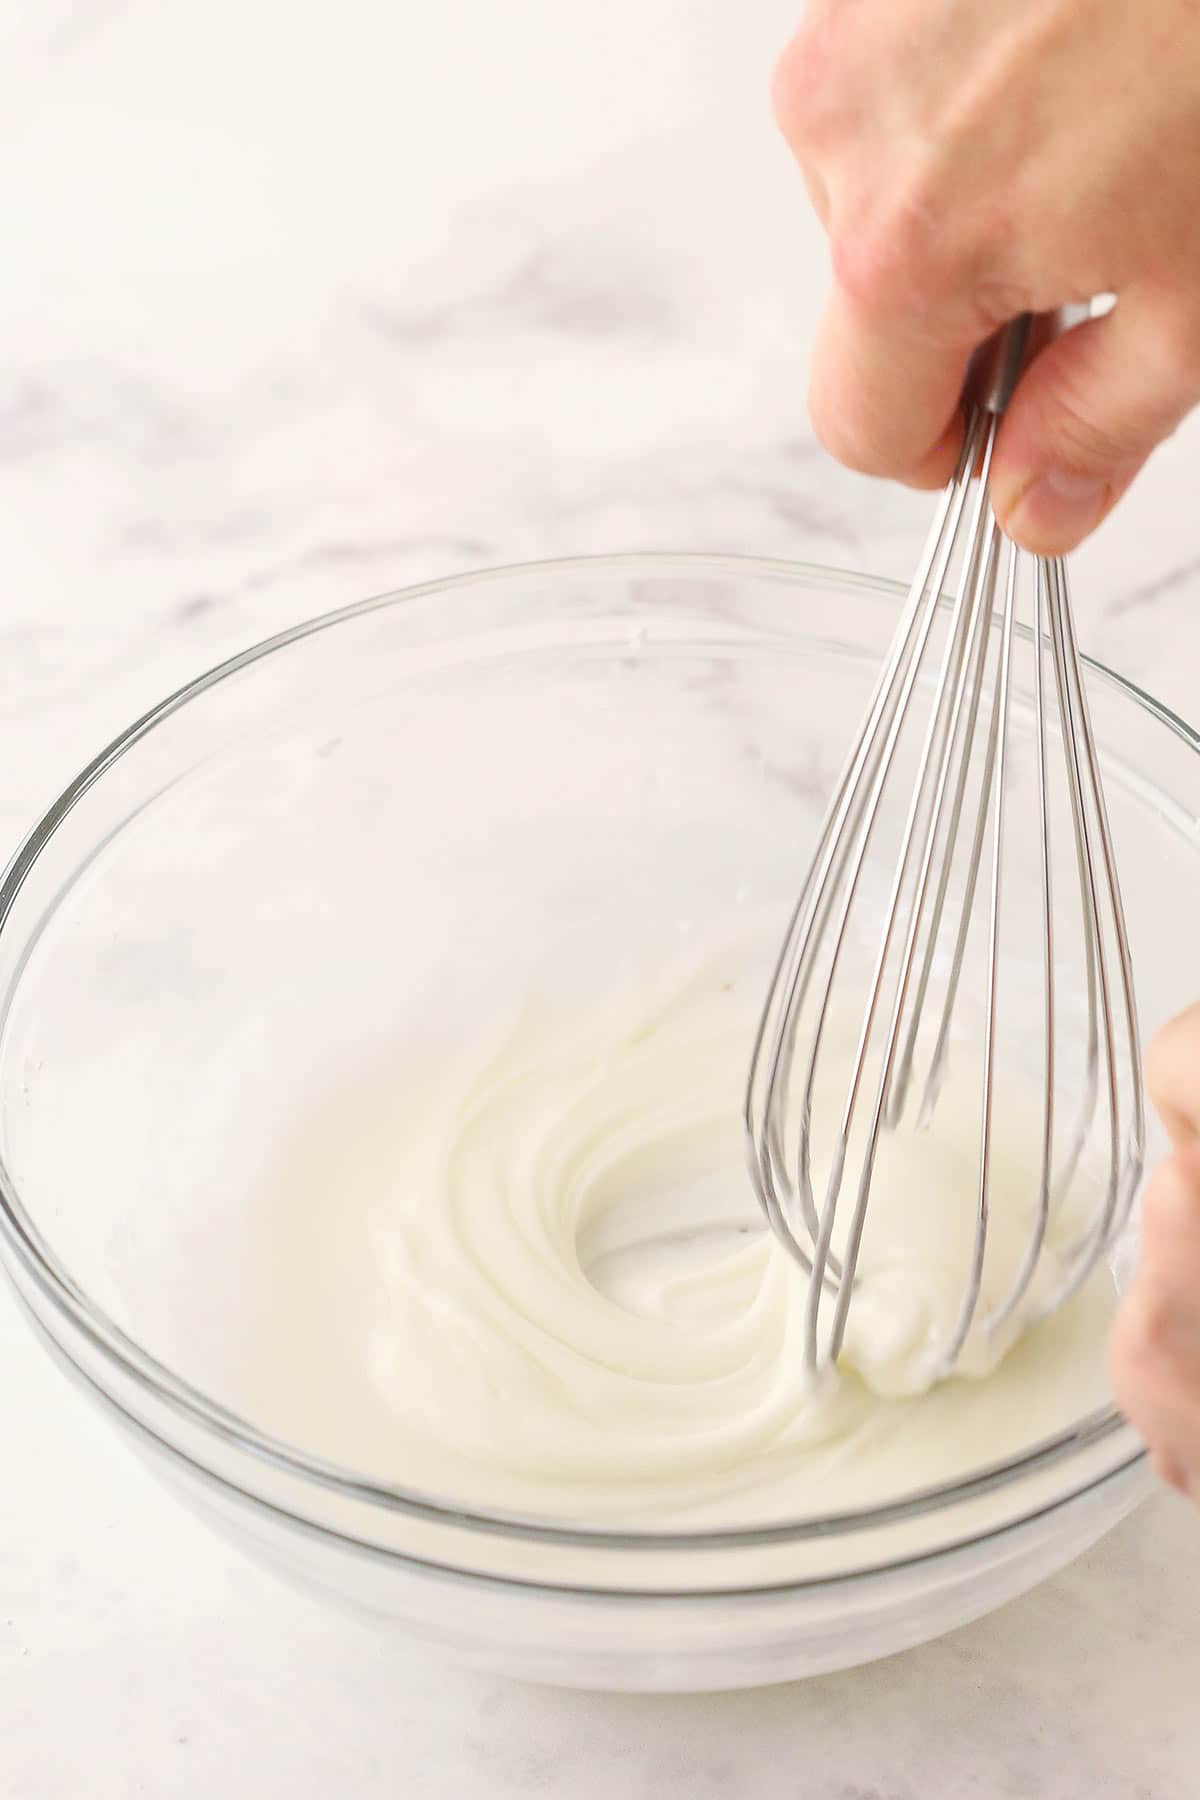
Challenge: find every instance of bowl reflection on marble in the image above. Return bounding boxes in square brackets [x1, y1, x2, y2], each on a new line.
[0, 553, 1182, 1692]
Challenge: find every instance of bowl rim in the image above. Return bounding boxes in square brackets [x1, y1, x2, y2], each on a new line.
[0, 549, 1179, 1557]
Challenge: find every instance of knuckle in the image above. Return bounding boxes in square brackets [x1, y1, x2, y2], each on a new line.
[1042, 379, 1129, 470]
[830, 198, 935, 320]
[830, 166, 982, 324]
[829, 227, 891, 317]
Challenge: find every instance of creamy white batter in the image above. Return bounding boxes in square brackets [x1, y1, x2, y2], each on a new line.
[244, 947, 1117, 1529]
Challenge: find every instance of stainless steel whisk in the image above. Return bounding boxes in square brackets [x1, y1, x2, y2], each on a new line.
[745, 315, 1146, 1378]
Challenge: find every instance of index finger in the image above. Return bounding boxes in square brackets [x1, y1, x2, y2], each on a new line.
[807, 282, 973, 491]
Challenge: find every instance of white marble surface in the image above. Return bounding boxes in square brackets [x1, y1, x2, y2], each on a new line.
[2, 3, 1199, 1794]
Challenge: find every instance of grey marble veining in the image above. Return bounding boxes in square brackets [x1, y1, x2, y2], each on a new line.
[2, 3, 1199, 1796]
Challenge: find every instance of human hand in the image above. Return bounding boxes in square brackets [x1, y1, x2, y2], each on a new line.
[1110, 1005, 1200, 1500]
[771, 0, 1200, 553]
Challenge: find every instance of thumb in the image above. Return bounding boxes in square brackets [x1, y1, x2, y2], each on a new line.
[991, 295, 1199, 554]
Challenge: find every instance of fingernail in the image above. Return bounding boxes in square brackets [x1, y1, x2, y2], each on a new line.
[999, 469, 1109, 553]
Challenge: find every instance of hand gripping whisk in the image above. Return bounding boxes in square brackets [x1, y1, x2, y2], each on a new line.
[745, 316, 1146, 1379]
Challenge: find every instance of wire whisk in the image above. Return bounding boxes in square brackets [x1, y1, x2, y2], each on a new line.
[746, 317, 1145, 1380]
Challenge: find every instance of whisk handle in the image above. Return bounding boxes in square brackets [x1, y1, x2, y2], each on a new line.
[967, 304, 1098, 416]
[967, 317, 1034, 415]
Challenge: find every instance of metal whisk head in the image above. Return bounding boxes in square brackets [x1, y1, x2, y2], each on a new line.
[746, 324, 1145, 1380]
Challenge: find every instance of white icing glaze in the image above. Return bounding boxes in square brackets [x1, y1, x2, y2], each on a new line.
[245, 950, 1116, 1528]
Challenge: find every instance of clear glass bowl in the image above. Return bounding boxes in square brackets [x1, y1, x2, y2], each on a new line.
[0, 553, 1187, 1693]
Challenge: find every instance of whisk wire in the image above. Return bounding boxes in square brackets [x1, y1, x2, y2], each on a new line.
[817, 424, 1005, 1366]
[948, 528, 1019, 1357]
[744, 429, 980, 1275]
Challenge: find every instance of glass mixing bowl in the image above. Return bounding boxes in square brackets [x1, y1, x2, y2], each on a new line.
[0, 553, 1186, 1693]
